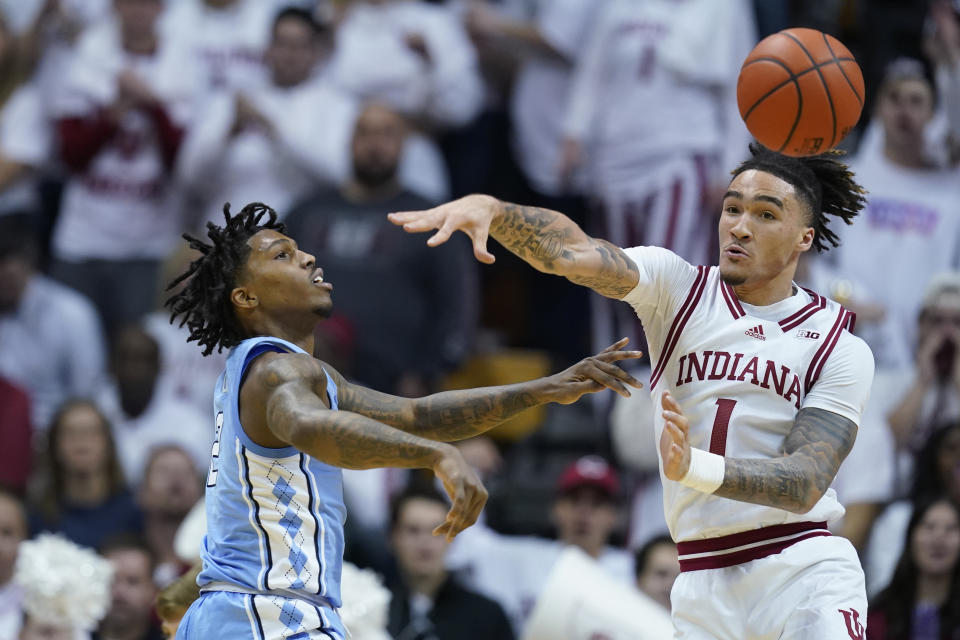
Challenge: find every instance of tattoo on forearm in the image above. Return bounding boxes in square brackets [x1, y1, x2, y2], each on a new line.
[411, 387, 540, 440]
[713, 408, 856, 513]
[491, 203, 638, 298]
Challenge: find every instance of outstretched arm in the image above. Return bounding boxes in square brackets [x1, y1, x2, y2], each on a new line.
[388, 195, 640, 299]
[246, 352, 486, 540]
[660, 393, 856, 514]
[331, 338, 644, 441]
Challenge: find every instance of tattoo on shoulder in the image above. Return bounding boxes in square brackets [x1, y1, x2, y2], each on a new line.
[567, 239, 639, 298]
[714, 408, 857, 513]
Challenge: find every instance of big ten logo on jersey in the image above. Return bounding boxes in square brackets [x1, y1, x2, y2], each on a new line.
[838, 608, 864, 640]
[796, 329, 820, 340]
[207, 411, 224, 487]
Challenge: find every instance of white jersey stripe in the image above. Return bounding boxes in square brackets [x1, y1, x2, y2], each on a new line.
[300, 453, 328, 597]
[651, 265, 709, 387]
[236, 440, 270, 590]
[805, 307, 847, 392]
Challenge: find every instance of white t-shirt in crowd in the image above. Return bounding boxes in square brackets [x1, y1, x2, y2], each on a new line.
[176, 77, 357, 226]
[563, 0, 754, 193]
[509, 0, 597, 195]
[620, 246, 873, 541]
[97, 382, 211, 487]
[50, 23, 199, 261]
[833, 151, 960, 369]
[445, 522, 634, 636]
[0, 82, 50, 215]
[326, 0, 483, 128]
[0, 275, 106, 430]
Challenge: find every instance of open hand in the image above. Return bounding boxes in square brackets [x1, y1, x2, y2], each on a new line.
[549, 337, 644, 404]
[431, 445, 488, 541]
[659, 392, 691, 481]
[388, 194, 500, 264]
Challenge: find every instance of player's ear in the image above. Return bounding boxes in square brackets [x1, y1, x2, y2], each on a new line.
[232, 286, 258, 310]
[797, 226, 815, 252]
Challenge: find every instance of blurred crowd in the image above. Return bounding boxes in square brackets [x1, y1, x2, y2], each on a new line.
[1, 0, 960, 638]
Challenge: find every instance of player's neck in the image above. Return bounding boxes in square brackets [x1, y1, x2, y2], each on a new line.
[732, 276, 796, 307]
[247, 316, 316, 356]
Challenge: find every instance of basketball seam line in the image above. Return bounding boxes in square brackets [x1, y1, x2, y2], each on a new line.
[781, 31, 838, 150]
[741, 56, 804, 153]
[742, 57, 844, 121]
[821, 32, 862, 106]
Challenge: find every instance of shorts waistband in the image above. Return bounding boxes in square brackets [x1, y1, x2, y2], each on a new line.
[677, 521, 831, 572]
[200, 580, 337, 611]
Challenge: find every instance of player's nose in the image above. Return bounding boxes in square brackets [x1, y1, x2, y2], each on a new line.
[301, 251, 316, 269]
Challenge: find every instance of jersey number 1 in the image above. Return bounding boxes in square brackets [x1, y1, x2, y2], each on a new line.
[709, 399, 737, 456]
[207, 411, 224, 487]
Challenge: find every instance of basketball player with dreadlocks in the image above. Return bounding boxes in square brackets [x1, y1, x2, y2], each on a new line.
[165, 202, 642, 640]
[390, 144, 874, 639]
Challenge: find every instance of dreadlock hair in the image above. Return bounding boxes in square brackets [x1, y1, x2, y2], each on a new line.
[165, 203, 285, 356]
[730, 143, 867, 252]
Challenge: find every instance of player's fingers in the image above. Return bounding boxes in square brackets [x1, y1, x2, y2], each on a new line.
[662, 410, 689, 435]
[472, 228, 495, 264]
[427, 222, 455, 247]
[596, 349, 644, 363]
[598, 337, 630, 353]
[387, 210, 432, 227]
[584, 364, 631, 397]
[661, 391, 683, 413]
[591, 358, 643, 389]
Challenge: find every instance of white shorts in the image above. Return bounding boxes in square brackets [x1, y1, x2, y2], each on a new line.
[671, 534, 867, 640]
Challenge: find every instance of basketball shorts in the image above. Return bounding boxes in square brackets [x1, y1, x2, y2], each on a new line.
[671, 533, 866, 639]
[176, 590, 345, 640]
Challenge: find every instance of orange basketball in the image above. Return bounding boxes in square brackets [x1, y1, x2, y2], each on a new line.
[737, 28, 864, 157]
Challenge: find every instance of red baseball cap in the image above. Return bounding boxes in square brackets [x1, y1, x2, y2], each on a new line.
[557, 455, 619, 498]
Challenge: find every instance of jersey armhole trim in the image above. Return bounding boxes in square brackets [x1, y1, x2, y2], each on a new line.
[650, 265, 709, 388]
[235, 343, 299, 459]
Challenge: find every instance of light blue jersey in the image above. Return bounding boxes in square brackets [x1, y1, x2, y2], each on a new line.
[182, 337, 347, 640]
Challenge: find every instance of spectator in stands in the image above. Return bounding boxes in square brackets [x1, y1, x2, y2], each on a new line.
[285, 102, 477, 395]
[160, 0, 278, 94]
[633, 534, 679, 612]
[0, 377, 31, 494]
[867, 422, 960, 597]
[138, 445, 202, 587]
[445, 455, 633, 635]
[833, 59, 960, 370]
[98, 535, 164, 640]
[155, 565, 200, 638]
[98, 325, 209, 487]
[29, 399, 142, 551]
[326, 0, 482, 129]
[868, 497, 960, 640]
[176, 6, 356, 227]
[560, 0, 755, 355]
[48, 0, 197, 332]
[0, 215, 107, 431]
[0, 488, 26, 639]
[387, 485, 515, 640]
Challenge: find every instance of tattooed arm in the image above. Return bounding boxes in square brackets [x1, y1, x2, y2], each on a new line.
[331, 338, 644, 441]
[240, 351, 486, 539]
[660, 393, 856, 514]
[389, 194, 640, 299]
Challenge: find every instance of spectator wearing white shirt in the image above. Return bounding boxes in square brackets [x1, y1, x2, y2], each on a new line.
[98, 324, 210, 487]
[48, 0, 198, 332]
[445, 455, 633, 636]
[0, 216, 106, 431]
[176, 6, 357, 228]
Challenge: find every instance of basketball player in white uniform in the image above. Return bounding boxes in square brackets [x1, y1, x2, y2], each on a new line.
[390, 143, 874, 639]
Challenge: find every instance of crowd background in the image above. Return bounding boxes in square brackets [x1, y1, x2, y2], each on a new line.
[1, 0, 959, 639]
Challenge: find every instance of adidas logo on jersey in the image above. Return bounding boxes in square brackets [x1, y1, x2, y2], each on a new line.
[744, 325, 766, 340]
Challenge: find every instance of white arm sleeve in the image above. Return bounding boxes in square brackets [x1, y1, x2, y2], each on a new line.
[802, 332, 875, 426]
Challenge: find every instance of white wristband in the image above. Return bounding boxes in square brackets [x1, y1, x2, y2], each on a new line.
[679, 448, 725, 494]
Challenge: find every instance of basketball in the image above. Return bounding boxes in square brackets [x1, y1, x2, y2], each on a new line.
[737, 28, 864, 157]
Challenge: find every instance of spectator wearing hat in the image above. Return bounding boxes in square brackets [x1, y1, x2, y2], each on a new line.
[445, 455, 633, 636]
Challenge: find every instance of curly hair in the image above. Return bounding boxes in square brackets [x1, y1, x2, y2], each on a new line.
[731, 143, 867, 252]
[166, 203, 285, 355]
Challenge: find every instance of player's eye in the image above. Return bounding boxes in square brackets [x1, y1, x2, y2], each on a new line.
[274, 251, 287, 259]
[761, 211, 776, 220]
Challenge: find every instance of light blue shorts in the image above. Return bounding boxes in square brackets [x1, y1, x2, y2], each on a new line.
[176, 590, 345, 640]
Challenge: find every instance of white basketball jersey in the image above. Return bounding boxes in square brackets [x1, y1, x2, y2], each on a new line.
[620, 247, 874, 542]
